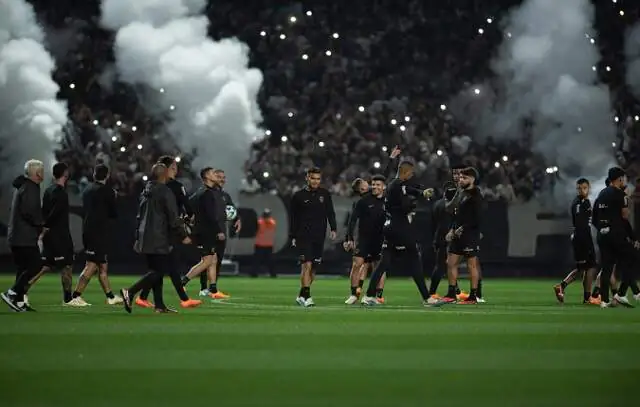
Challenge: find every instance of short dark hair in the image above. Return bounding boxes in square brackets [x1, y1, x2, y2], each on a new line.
[52, 162, 68, 179]
[307, 167, 321, 176]
[576, 178, 589, 185]
[461, 167, 479, 179]
[351, 178, 364, 192]
[607, 167, 626, 183]
[399, 158, 415, 168]
[157, 155, 175, 167]
[150, 163, 167, 181]
[213, 168, 225, 174]
[94, 164, 110, 182]
[371, 174, 386, 182]
[605, 178, 611, 187]
[200, 167, 214, 179]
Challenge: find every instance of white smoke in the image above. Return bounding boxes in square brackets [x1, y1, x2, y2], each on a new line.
[0, 0, 68, 184]
[625, 23, 640, 99]
[451, 0, 615, 204]
[101, 0, 264, 199]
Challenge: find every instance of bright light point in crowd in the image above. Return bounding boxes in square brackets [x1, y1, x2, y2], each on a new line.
[437, 149, 443, 156]
[592, 66, 597, 71]
[635, 115, 639, 121]
[159, 88, 165, 93]
[336, 113, 342, 120]
[440, 104, 447, 111]
[93, 119, 99, 126]
[260, 30, 266, 37]
[281, 135, 288, 142]
[132, 126, 137, 132]
[111, 136, 117, 142]
[474, 88, 481, 95]
[175, 156, 181, 163]
[169, 105, 175, 110]
[263, 171, 270, 178]
[373, 161, 381, 169]
[137, 144, 143, 150]
[390, 119, 397, 125]
[619, 10, 624, 16]
[605, 66, 611, 72]
[306, 10, 312, 16]
[494, 162, 500, 168]
[302, 54, 308, 60]
[116, 120, 122, 126]
[478, 28, 484, 35]
[404, 115, 410, 122]
[612, 0, 617, 3]
[69, 83, 75, 89]
[325, 50, 332, 56]
[120, 146, 126, 152]
[382, 146, 388, 152]
[287, 111, 294, 118]
[502, 155, 508, 162]
[279, 33, 286, 40]
[590, 38, 595, 44]
[614, 116, 619, 122]
[506, 32, 512, 38]
[142, 175, 148, 181]
[358, 105, 365, 112]
[577, 126, 583, 132]
[399, 125, 406, 132]
[612, 142, 616, 147]
[265, 129, 272, 136]
[289, 16, 297, 23]
[553, 166, 558, 172]
[332, 32, 339, 39]
[318, 141, 325, 147]
[487, 18, 493, 24]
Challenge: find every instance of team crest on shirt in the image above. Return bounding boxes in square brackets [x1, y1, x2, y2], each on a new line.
[319, 196, 324, 203]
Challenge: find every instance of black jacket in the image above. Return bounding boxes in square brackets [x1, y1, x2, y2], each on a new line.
[431, 198, 453, 248]
[7, 176, 43, 247]
[346, 192, 385, 242]
[134, 181, 187, 254]
[190, 185, 226, 241]
[289, 187, 337, 240]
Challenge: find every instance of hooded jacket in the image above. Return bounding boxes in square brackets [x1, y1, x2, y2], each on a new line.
[133, 181, 187, 254]
[7, 175, 43, 247]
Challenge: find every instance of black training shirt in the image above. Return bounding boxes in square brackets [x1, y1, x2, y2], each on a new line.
[82, 182, 117, 239]
[346, 192, 385, 242]
[592, 186, 628, 233]
[570, 196, 592, 241]
[42, 183, 72, 246]
[289, 187, 337, 240]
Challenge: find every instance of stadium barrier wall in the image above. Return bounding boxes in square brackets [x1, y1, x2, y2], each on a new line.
[0, 191, 635, 277]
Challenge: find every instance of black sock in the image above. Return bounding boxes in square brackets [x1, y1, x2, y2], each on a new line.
[446, 285, 457, 299]
[63, 290, 72, 303]
[477, 280, 483, 298]
[105, 291, 115, 299]
[376, 288, 384, 298]
[72, 291, 81, 298]
[301, 287, 311, 299]
[181, 275, 190, 286]
[611, 287, 617, 297]
[583, 291, 590, 303]
[298, 287, 304, 297]
[560, 281, 568, 290]
[455, 284, 461, 295]
[469, 288, 478, 300]
[591, 287, 600, 297]
[199, 273, 208, 291]
[208, 283, 217, 294]
[351, 286, 357, 296]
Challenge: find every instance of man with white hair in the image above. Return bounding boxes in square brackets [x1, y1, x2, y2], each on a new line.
[1, 160, 46, 312]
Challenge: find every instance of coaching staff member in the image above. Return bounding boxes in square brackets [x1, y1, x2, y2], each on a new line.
[290, 167, 337, 307]
[1, 159, 45, 312]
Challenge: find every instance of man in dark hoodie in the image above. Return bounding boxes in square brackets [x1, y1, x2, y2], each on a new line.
[1, 159, 45, 312]
[121, 163, 200, 313]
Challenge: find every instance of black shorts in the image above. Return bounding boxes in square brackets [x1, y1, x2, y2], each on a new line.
[196, 237, 225, 258]
[448, 231, 480, 257]
[41, 240, 74, 269]
[354, 238, 384, 263]
[572, 237, 596, 270]
[297, 239, 324, 264]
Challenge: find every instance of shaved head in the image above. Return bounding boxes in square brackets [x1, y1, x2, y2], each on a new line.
[151, 163, 168, 183]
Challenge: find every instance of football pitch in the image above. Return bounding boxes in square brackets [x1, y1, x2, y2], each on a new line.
[0, 275, 638, 407]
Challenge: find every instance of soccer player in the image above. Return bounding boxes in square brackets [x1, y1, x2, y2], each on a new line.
[25, 163, 74, 305]
[439, 167, 484, 305]
[361, 159, 433, 306]
[592, 167, 637, 308]
[135, 156, 201, 308]
[121, 164, 199, 313]
[180, 167, 226, 299]
[66, 164, 122, 307]
[554, 178, 600, 304]
[197, 169, 240, 299]
[344, 175, 387, 305]
[290, 167, 337, 307]
[1, 160, 45, 312]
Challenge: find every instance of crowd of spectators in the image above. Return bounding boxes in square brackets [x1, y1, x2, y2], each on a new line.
[31, 0, 640, 202]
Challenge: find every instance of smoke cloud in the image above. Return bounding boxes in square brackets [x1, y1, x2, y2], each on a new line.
[0, 0, 68, 184]
[625, 23, 640, 100]
[451, 0, 614, 203]
[101, 0, 264, 199]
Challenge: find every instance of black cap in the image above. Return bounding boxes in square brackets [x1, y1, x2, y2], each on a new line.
[607, 167, 626, 182]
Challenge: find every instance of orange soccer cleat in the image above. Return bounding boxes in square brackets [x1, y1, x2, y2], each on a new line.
[456, 291, 469, 301]
[180, 299, 202, 308]
[209, 291, 231, 300]
[135, 298, 154, 308]
[356, 287, 362, 298]
[376, 297, 385, 304]
[457, 298, 478, 305]
[553, 284, 565, 303]
[587, 296, 601, 305]
[430, 294, 441, 300]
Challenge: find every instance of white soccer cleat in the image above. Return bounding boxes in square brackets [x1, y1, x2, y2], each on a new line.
[66, 297, 91, 307]
[633, 293, 640, 302]
[295, 296, 306, 306]
[476, 297, 486, 303]
[107, 295, 123, 305]
[345, 295, 358, 305]
[426, 297, 439, 305]
[303, 297, 315, 307]
[613, 294, 634, 308]
[23, 295, 30, 306]
[361, 296, 377, 306]
[198, 289, 210, 297]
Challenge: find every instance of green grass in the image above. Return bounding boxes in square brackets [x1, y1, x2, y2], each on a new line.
[0, 275, 638, 407]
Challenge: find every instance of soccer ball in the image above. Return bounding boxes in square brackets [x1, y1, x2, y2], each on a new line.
[225, 205, 238, 221]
